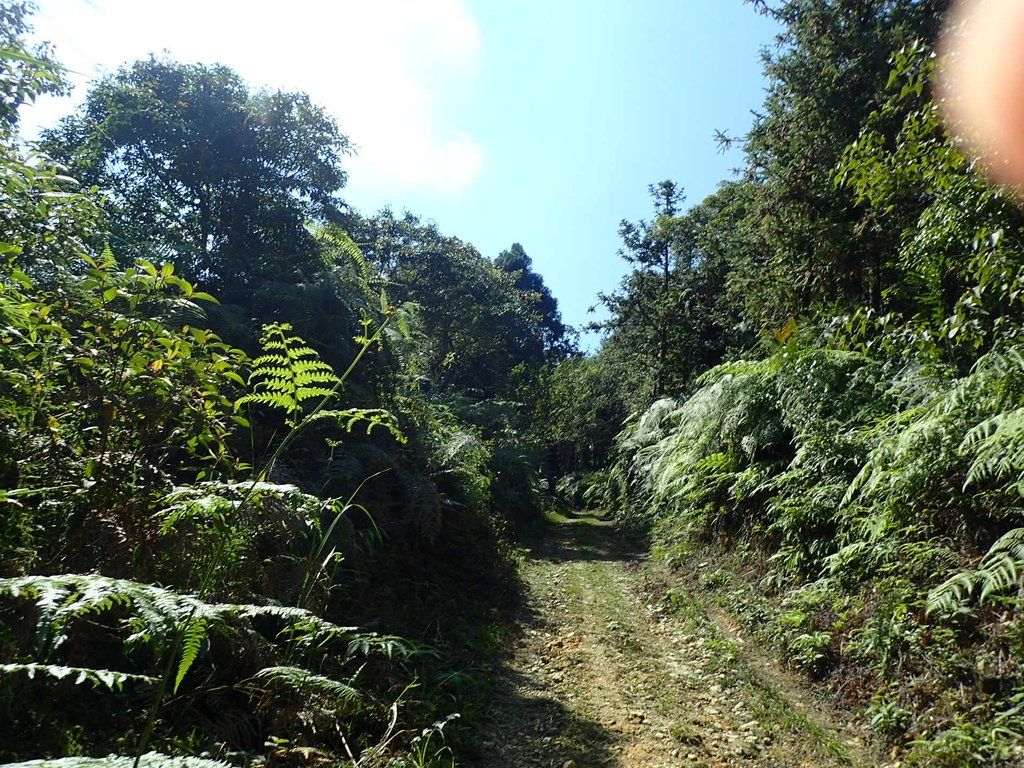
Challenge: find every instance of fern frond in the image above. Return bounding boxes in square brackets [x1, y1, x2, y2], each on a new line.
[160, 481, 334, 533]
[962, 407, 1024, 490]
[839, 400, 960, 516]
[237, 323, 341, 425]
[928, 528, 1024, 614]
[252, 665, 362, 706]
[345, 632, 430, 661]
[235, 391, 300, 413]
[843, 345, 1024, 541]
[0, 663, 158, 690]
[1, 574, 134, 654]
[0, 574, 358, 659]
[157, 297, 208, 329]
[309, 408, 407, 444]
[293, 386, 336, 401]
[174, 617, 207, 693]
[226, 603, 357, 644]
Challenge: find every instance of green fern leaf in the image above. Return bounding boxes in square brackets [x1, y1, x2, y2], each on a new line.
[237, 323, 341, 426]
[0, 574, 359, 660]
[0, 663, 158, 690]
[307, 408, 406, 444]
[253, 665, 362, 706]
[928, 528, 1024, 613]
[173, 616, 207, 693]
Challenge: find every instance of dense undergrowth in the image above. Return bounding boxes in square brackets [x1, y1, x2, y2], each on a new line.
[608, 344, 1024, 765]
[0, 5, 558, 765]
[0, 169, 518, 766]
[571, 2, 1024, 766]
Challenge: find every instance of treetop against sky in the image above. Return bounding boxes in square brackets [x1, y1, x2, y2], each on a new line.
[23, 0, 778, 348]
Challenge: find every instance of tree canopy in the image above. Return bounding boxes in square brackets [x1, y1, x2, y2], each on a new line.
[42, 58, 351, 299]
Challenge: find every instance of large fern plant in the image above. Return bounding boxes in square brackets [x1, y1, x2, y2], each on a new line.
[928, 528, 1024, 614]
[237, 322, 343, 426]
[0, 569, 431, 765]
[237, 323, 405, 478]
[0, 574, 359, 692]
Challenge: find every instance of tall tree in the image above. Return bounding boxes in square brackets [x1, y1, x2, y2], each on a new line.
[742, 0, 949, 320]
[353, 209, 547, 399]
[2, 1, 104, 272]
[537, 355, 627, 476]
[495, 242, 573, 359]
[597, 181, 685, 403]
[42, 58, 351, 301]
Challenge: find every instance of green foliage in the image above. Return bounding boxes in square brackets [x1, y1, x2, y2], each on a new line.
[929, 529, 1024, 614]
[622, 338, 1024, 578]
[539, 355, 627, 480]
[238, 322, 343, 424]
[834, 36, 1024, 364]
[0, 1, 66, 136]
[615, 348, 880, 546]
[158, 480, 347, 601]
[494, 242, 572, 359]
[404, 715, 460, 768]
[0, 664, 157, 691]
[252, 665, 362, 708]
[0, 573, 359, 659]
[0, 8, 528, 765]
[40, 57, 351, 299]
[961, 349, 1024, 491]
[595, 181, 709, 406]
[0, 571, 431, 759]
[590, 1, 1024, 764]
[743, 0, 946, 317]
[0, 248, 248, 573]
[904, 695, 1024, 768]
[617, 332, 1024, 755]
[353, 209, 558, 399]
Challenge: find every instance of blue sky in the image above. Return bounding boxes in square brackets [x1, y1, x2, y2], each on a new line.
[24, 0, 779, 350]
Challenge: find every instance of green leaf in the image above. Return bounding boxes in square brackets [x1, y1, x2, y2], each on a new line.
[0, 663, 158, 690]
[174, 617, 207, 693]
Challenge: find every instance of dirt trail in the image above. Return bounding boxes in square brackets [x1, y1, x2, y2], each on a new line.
[470, 518, 874, 768]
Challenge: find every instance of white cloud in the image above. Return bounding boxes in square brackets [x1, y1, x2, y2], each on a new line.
[25, 0, 485, 201]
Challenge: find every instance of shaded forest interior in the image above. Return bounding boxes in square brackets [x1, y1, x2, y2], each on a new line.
[6, 0, 1024, 766]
